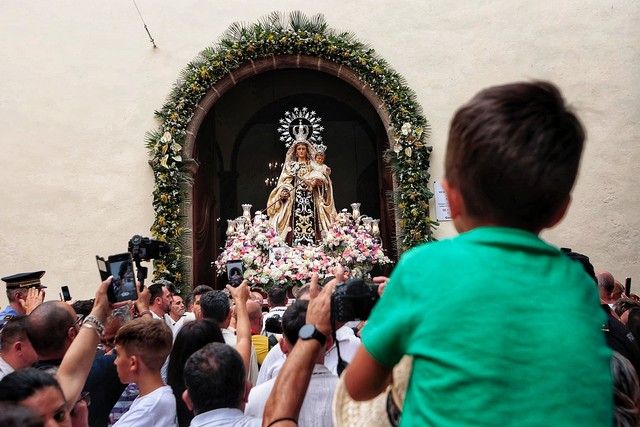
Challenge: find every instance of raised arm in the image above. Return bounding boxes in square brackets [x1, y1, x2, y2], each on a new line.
[262, 273, 337, 427]
[227, 281, 251, 375]
[57, 278, 112, 405]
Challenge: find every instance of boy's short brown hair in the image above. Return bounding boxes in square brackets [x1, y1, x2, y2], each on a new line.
[115, 318, 172, 371]
[445, 81, 585, 231]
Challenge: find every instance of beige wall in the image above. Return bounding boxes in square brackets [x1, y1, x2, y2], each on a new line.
[1, 0, 638, 305]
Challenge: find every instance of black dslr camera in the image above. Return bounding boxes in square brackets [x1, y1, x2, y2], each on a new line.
[128, 235, 169, 262]
[331, 278, 379, 322]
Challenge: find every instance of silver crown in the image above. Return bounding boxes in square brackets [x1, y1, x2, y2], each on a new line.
[315, 143, 327, 154]
[293, 120, 310, 142]
[278, 107, 324, 148]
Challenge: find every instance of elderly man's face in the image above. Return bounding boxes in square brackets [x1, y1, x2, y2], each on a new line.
[171, 295, 185, 318]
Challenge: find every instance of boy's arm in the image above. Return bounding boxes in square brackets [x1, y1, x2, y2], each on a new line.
[227, 281, 251, 375]
[343, 347, 392, 400]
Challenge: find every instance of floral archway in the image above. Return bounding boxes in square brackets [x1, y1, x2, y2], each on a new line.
[147, 11, 437, 288]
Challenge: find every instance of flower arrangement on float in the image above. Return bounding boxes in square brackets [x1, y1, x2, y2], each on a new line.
[214, 203, 391, 289]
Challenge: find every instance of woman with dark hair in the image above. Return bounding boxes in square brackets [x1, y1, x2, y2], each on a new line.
[167, 319, 224, 426]
[0, 402, 44, 427]
[0, 368, 70, 426]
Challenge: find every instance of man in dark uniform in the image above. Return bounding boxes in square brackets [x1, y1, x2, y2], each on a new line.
[0, 271, 46, 329]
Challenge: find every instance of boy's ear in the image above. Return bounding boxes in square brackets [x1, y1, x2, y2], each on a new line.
[130, 354, 140, 373]
[543, 195, 571, 230]
[442, 179, 463, 219]
[182, 389, 193, 411]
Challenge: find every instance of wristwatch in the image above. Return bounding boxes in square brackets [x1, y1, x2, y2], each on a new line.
[298, 324, 327, 346]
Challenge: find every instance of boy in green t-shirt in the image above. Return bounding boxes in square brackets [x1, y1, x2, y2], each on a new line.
[343, 82, 612, 426]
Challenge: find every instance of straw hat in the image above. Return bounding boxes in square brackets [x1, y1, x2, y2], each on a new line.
[333, 356, 412, 427]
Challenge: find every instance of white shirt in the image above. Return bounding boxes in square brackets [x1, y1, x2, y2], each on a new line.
[256, 343, 286, 385]
[325, 325, 361, 375]
[113, 385, 176, 427]
[0, 355, 15, 380]
[256, 325, 361, 383]
[190, 407, 260, 427]
[168, 312, 196, 337]
[245, 364, 337, 427]
[222, 329, 259, 386]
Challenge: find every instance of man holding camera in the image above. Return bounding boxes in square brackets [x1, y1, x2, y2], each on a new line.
[246, 299, 337, 426]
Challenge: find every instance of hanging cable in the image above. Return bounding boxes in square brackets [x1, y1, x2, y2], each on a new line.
[131, 0, 157, 48]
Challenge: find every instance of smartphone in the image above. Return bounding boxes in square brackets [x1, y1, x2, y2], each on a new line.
[96, 253, 138, 303]
[625, 278, 632, 297]
[226, 260, 244, 286]
[61, 285, 72, 302]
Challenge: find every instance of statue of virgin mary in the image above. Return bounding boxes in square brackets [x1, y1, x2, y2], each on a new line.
[266, 126, 337, 245]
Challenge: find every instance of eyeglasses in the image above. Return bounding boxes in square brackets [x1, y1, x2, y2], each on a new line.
[74, 314, 85, 328]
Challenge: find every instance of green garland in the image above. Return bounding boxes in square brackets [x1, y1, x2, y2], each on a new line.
[147, 11, 437, 287]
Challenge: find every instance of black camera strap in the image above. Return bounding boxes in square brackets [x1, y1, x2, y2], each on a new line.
[331, 311, 349, 376]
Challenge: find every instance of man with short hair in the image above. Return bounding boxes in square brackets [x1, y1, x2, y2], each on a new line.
[201, 291, 259, 385]
[182, 342, 260, 427]
[168, 294, 193, 335]
[247, 300, 270, 366]
[26, 301, 79, 370]
[262, 287, 287, 333]
[0, 315, 38, 379]
[147, 282, 173, 322]
[190, 285, 213, 320]
[245, 300, 337, 426]
[0, 271, 46, 329]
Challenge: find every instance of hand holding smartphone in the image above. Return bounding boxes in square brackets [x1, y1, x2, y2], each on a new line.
[96, 253, 138, 303]
[226, 260, 244, 287]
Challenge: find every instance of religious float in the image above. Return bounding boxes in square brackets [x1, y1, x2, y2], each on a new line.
[215, 108, 391, 289]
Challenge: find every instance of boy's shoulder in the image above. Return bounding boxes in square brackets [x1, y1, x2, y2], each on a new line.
[131, 386, 174, 411]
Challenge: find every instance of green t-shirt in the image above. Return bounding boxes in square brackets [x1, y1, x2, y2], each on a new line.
[362, 227, 612, 427]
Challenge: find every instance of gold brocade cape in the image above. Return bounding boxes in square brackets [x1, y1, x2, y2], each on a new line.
[266, 142, 338, 243]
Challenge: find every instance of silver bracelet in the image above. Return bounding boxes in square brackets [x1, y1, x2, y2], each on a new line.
[83, 314, 105, 336]
[81, 322, 101, 338]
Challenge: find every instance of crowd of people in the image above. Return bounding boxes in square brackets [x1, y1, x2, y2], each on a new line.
[0, 81, 636, 426]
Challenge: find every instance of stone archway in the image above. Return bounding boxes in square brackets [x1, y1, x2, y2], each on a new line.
[147, 13, 435, 289]
[184, 55, 396, 287]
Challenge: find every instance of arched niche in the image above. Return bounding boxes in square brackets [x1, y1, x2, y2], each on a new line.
[183, 55, 396, 288]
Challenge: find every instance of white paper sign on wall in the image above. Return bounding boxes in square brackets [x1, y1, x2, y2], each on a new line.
[434, 181, 451, 221]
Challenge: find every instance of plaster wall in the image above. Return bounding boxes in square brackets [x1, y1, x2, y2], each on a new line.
[0, 0, 638, 304]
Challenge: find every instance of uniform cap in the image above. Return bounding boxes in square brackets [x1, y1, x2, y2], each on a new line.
[1, 271, 47, 290]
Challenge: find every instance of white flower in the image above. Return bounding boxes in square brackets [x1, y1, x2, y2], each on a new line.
[161, 131, 172, 143]
[401, 122, 412, 136]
